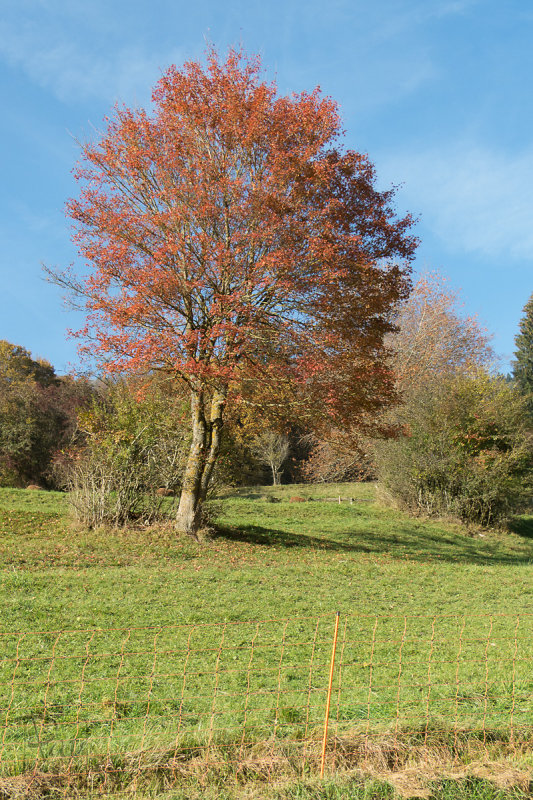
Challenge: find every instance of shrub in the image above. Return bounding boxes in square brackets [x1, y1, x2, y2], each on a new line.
[374, 371, 533, 527]
[54, 381, 189, 527]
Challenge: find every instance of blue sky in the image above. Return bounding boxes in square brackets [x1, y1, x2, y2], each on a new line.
[1, 0, 532, 373]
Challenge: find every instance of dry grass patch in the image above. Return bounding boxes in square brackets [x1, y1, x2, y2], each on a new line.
[0, 732, 532, 800]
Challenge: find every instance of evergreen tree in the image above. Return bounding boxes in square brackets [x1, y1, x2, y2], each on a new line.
[511, 292, 533, 413]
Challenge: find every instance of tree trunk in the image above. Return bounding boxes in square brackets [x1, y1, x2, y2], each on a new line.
[199, 390, 226, 501]
[175, 388, 226, 538]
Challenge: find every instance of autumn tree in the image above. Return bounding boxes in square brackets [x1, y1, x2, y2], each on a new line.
[512, 292, 533, 414]
[371, 275, 532, 525]
[0, 341, 92, 486]
[303, 273, 492, 483]
[56, 49, 417, 536]
[390, 272, 494, 390]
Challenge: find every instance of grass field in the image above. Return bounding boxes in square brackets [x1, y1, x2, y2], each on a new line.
[0, 483, 532, 799]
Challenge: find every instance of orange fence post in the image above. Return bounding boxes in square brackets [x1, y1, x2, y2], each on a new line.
[320, 612, 340, 779]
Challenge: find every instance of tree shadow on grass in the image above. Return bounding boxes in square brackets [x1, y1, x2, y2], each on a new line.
[506, 515, 533, 539]
[214, 521, 533, 567]
[216, 523, 355, 551]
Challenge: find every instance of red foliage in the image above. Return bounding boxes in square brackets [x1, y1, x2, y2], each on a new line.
[62, 48, 418, 531]
[66, 48, 416, 426]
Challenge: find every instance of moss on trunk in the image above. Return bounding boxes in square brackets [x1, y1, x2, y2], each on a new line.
[175, 389, 226, 538]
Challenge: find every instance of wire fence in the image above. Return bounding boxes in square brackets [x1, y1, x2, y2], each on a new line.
[0, 613, 531, 793]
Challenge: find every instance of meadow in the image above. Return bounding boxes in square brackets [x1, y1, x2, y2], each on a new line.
[0, 483, 532, 799]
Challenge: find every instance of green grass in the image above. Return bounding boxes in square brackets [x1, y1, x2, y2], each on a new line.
[0, 483, 532, 798]
[2, 482, 531, 629]
[276, 777, 532, 799]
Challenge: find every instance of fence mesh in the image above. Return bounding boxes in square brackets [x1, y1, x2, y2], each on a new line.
[0, 614, 531, 792]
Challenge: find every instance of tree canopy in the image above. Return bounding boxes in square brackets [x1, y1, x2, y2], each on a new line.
[390, 272, 494, 391]
[57, 48, 418, 535]
[302, 272, 494, 484]
[0, 341, 91, 487]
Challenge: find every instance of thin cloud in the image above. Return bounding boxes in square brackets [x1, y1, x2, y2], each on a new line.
[379, 142, 533, 260]
[360, 0, 478, 43]
[0, 18, 184, 105]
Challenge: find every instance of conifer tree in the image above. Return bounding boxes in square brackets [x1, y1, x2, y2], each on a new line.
[512, 292, 533, 413]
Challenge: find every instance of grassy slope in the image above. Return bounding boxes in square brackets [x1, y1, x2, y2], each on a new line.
[0, 483, 532, 631]
[0, 485, 532, 799]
